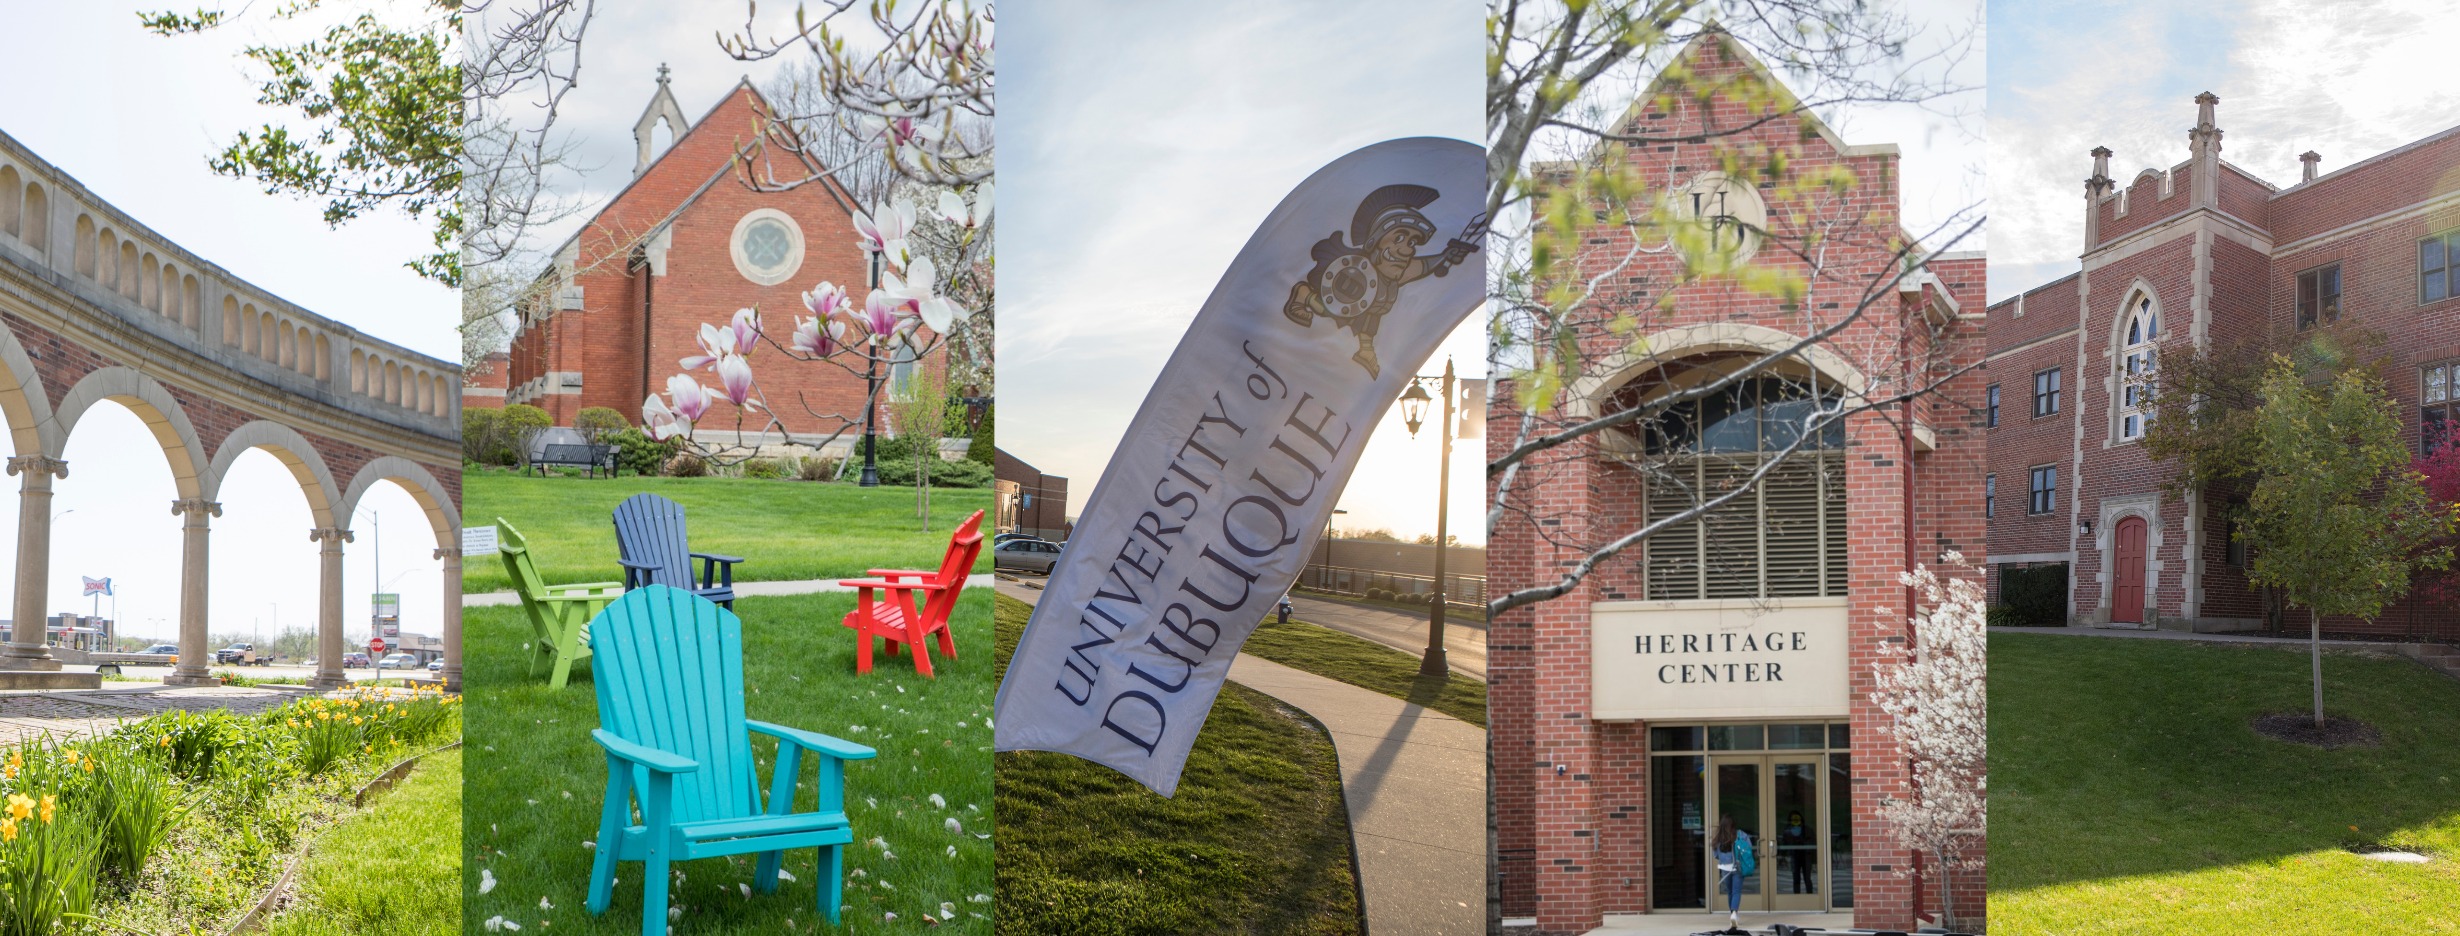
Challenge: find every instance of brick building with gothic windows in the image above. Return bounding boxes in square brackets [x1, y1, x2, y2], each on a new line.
[1488, 33, 1987, 934]
[490, 68, 919, 440]
[1986, 96, 2460, 639]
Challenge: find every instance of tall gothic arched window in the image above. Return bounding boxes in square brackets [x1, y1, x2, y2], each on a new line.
[2118, 295, 2159, 441]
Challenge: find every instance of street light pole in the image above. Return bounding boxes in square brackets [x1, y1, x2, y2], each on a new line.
[1398, 358, 1458, 678]
[860, 354, 882, 487]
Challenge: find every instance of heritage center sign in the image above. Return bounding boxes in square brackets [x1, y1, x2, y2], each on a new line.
[1589, 598, 1850, 720]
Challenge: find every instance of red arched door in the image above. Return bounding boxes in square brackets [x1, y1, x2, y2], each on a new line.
[2112, 516, 2148, 624]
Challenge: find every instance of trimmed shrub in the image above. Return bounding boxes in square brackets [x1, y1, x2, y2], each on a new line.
[874, 455, 994, 488]
[665, 452, 710, 478]
[797, 456, 842, 482]
[743, 457, 788, 480]
[497, 404, 553, 468]
[1996, 563, 2069, 627]
[607, 428, 669, 477]
[461, 408, 502, 464]
[573, 406, 628, 443]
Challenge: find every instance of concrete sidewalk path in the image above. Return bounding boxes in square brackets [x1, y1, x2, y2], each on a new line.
[1287, 592, 1487, 680]
[999, 580, 1488, 935]
[463, 573, 998, 607]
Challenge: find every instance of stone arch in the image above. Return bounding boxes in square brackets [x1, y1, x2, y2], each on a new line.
[1567, 321, 1876, 420]
[350, 349, 366, 393]
[222, 296, 241, 346]
[0, 322, 56, 459]
[314, 334, 330, 381]
[279, 321, 295, 369]
[337, 455, 460, 549]
[20, 184, 43, 252]
[258, 311, 277, 359]
[45, 366, 209, 499]
[241, 305, 259, 354]
[202, 420, 342, 527]
[384, 360, 400, 404]
[140, 252, 159, 311]
[0, 165, 18, 238]
[181, 275, 200, 331]
[96, 228, 116, 284]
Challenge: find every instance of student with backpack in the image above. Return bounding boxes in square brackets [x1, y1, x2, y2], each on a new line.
[1713, 815, 1754, 930]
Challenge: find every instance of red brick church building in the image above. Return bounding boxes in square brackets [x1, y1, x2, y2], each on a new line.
[491, 69, 896, 440]
[1987, 96, 2460, 639]
[1489, 33, 1987, 934]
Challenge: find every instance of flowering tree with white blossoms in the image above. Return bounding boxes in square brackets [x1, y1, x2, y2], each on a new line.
[1870, 552, 1988, 929]
[640, 187, 988, 476]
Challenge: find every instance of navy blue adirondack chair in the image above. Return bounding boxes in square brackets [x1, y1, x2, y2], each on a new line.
[611, 492, 742, 609]
[584, 585, 876, 933]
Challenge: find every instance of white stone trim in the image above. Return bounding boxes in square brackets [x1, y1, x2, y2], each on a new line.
[338, 455, 461, 548]
[202, 420, 343, 526]
[44, 365, 209, 499]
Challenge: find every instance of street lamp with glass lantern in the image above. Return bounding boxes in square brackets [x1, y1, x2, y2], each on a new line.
[1397, 357, 1459, 678]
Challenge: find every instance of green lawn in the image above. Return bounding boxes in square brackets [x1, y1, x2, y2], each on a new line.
[1244, 616, 1486, 727]
[264, 748, 463, 936]
[1990, 633, 2460, 934]
[463, 591, 995, 934]
[993, 595, 1361, 936]
[462, 473, 992, 593]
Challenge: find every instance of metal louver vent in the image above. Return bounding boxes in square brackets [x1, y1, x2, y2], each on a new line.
[1641, 452, 1847, 600]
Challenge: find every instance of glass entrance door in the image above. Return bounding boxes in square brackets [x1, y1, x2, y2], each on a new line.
[1706, 755, 1826, 912]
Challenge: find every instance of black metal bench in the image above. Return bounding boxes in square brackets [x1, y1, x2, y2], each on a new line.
[534, 443, 618, 477]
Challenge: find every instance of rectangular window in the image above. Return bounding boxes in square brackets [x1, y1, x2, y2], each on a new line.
[2298, 264, 2341, 330]
[1986, 384, 2000, 427]
[2423, 230, 2456, 304]
[2029, 465, 2057, 515]
[2425, 359, 2457, 455]
[1985, 474, 1995, 519]
[1641, 452, 1847, 600]
[2033, 368, 2062, 417]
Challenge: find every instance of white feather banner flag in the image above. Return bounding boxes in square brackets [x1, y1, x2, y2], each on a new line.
[993, 137, 1486, 796]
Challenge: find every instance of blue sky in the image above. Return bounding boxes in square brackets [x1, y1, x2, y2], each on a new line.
[997, 0, 1488, 541]
[1990, 0, 2460, 302]
[0, 2, 450, 646]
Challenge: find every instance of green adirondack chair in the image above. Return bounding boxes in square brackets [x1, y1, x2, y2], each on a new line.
[585, 585, 877, 933]
[497, 519, 624, 690]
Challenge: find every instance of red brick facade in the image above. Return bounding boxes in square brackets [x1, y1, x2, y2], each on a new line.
[1986, 95, 2460, 639]
[499, 76, 899, 438]
[1490, 35, 1987, 933]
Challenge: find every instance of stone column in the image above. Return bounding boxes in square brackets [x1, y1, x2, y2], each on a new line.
[2, 456, 67, 670]
[437, 546, 462, 692]
[165, 498, 221, 687]
[310, 527, 353, 689]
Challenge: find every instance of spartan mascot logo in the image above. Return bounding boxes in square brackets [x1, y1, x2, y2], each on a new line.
[1282, 184, 1484, 378]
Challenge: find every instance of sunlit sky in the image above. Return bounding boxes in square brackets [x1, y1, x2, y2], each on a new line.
[1990, 0, 2460, 302]
[999, 0, 1488, 543]
[0, 2, 452, 646]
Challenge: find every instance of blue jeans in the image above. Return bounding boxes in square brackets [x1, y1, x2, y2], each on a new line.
[1725, 865, 1742, 912]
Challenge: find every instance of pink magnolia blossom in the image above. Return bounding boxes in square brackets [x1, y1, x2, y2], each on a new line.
[793, 314, 851, 357]
[859, 288, 907, 345]
[715, 354, 760, 411]
[882, 256, 963, 334]
[934, 184, 991, 229]
[642, 394, 687, 441]
[665, 373, 712, 423]
[680, 310, 760, 370]
[853, 201, 915, 259]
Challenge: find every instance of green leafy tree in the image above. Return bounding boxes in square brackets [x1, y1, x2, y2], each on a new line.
[572, 406, 628, 444]
[141, 2, 463, 284]
[967, 403, 996, 467]
[890, 362, 955, 531]
[2241, 357, 2454, 727]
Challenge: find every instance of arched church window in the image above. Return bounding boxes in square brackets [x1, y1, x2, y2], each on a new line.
[1614, 369, 1848, 601]
[2119, 295, 2159, 441]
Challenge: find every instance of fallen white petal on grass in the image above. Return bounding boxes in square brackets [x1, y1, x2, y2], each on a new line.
[741, 883, 752, 899]
[944, 818, 962, 835]
[778, 869, 798, 882]
[969, 894, 990, 904]
[928, 793, 945, 809]
[480, 869, 498, 894]
[539, 897, 554, 910]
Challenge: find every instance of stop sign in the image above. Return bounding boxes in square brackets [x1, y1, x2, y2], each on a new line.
[370, 638, 387, 654]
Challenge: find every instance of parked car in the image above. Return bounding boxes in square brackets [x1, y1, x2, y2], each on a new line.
[376, 652, 418, 670]
[992, 532, 1046, 547]
[993, 538, 1064, 574]
[427, 658, 443, 672]
[138, 644, 178, 655]
[341, 651, 372, 668]
[215, 643, 261, 665]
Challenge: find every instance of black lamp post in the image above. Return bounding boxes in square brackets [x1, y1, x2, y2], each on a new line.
[1398, 357, 1457, 678]
[859, 354, 883, 487]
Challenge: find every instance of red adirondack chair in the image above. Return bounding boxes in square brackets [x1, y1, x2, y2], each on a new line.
[838, 510, 984, 676]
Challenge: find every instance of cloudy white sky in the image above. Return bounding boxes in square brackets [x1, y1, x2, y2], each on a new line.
[1990, 0, 2460, 303]
[998, 0, 1488, 542]
[0, 2, 451, 647]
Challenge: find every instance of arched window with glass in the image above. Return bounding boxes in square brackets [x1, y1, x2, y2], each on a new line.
[2118, 295, 2159, 441]
[1611, 359, 1848, 601]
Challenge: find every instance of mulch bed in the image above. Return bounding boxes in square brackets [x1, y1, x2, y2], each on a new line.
[2252, 713, 2383, 749]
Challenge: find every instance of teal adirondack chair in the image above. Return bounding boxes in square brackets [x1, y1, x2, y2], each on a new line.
[498, 519, 624, 689]
[584, 585, 877, 933]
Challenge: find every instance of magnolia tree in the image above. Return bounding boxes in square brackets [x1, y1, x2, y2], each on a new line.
[1871, 554, 1987, 930]
[641, 189, 989, 473]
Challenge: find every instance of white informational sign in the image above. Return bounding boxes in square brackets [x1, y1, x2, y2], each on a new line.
[1590, 598, 1851, 721]
[461, 525, 500, 557]
[994, 138, 1488, 796]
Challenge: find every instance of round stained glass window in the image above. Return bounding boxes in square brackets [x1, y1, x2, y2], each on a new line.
[729, 209, 805, 285]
